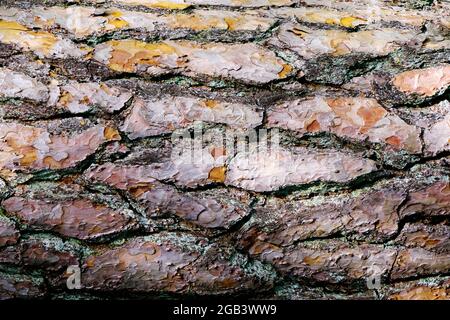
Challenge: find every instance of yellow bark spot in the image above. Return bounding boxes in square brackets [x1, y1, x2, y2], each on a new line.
[151, 1, 191, 9]
[43, 156, 63, 169]
[224, 17, 242, 31]
[324, 18, 338, 25]
[49, 70, 59, 78]
[107, 11, 129, 29]
[115, 0, 190, 9]
[0, 19, 59, 56]
[85, 257, 95, 268]
[100, 83, 112, 95]
[203, 99, 218, 108]
[81, 96, 90, 105]
[58, 91, 74, 107]
[19, 148, 38, 166]
[84, 50, 94, 61]
[104, 127, 121, 141]
[340, 16, 364, 28]
[27, 32, 59, 54]
[0, 19, 28, 31]
[303, 255, 323, 266]
[0, 169, 16, 180]
[208, 166, 226, 183]
[168, 14, 224, 31]
[278, 63, 293, 79]
[5, 136, 38, 167]
[329, 37, 350, 56]
[107, 40, 178, 72]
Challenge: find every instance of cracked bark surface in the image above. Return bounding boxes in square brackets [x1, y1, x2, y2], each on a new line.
[0, 0, 449, 300]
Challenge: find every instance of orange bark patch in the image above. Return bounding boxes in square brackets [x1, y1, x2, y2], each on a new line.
[356, 105, 387, 133]
[390, 287, 448, 300]
[5, 136, 39, 167]
[216, 277, 239, 289]
[203, 99, 218, 109]
[326, 98, 387, 133]
[405, 231, 442, 248]
[117, 242, 162, 271]
[107, 40, 178, 73]
[385, 136, 401, 148]
[303, 255, 323, 266]
[107, 11, 129, 29]
[306, 119, 321, 132]
[19, 147, 38, 166]
[392, 65, 450, 97]
[85, 257, 95, 268]
[208, 166, 226, 183]
[0, 19, 64, 56]
[128, 184, 154, 197]
[224, 17, 242, 31]
[43, 156, 64, 169]
[249, 241, 281, 256]
[443, 183, 450, 194]
[339, 16, 365, 28]
[110, 49, 134, 72]
[60, 176, 78, 185]
[150, 1, 191, 9]
[211, 147, 226, 159]
[0, 19, 29, 31]
[169, 14, 223, 31]
[278, 63, 293, 78]
[327, 97, 359, 121]
[104, 127, 121, 141]
[58, 91, 74, 107]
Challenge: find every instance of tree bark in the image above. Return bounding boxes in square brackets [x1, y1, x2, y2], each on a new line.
[0, 0, 449, 300]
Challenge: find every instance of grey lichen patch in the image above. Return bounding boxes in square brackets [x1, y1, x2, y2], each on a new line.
[21, 233, 90, 256]
[228, 250, 278, 285]
[0, 270, 46, 299]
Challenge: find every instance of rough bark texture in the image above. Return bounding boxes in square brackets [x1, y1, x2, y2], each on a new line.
[0, 0, 449, 300]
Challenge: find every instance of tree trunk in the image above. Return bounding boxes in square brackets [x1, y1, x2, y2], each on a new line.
[0, 0, 449, 300]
